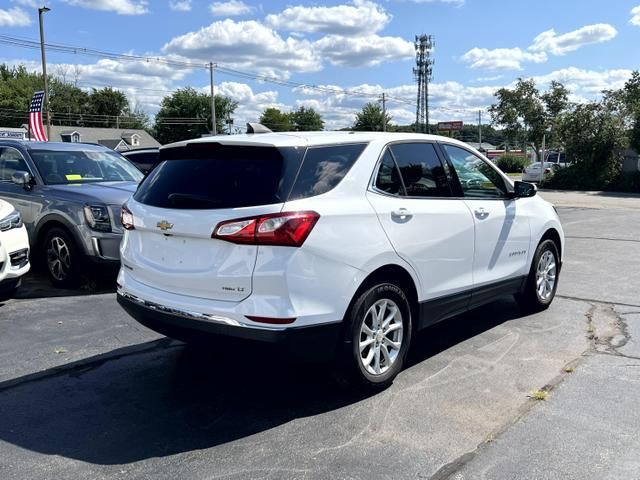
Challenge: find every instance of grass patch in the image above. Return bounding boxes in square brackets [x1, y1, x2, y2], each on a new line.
[528, 390, 549, 401]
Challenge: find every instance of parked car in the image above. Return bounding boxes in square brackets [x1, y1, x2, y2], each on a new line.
[117, 131, 564, 388]
[0, 198, 30, 296]
[546, 151, 570, 167]
[522, 162, 560, 183]
[0, 140, 143, 287]
[121, 147, 160, 175]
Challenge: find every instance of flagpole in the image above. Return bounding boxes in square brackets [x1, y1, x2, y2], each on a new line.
[38, 6, 51, 140]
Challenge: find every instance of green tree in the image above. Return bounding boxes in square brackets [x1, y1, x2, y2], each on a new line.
[259, 107, 292, 131]
[622, 71, 640, 152]
[489, 78, 569, 159]
[290, 106, 324, 131]
[87, 87, 129, 127]
[352, 102, 391, 131]
[0, 64, 46, 127]
[153, 87, 238, 145]
[552, 98, 627, 189]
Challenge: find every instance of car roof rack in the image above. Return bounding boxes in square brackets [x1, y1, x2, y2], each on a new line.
[246, 123, 272, 134]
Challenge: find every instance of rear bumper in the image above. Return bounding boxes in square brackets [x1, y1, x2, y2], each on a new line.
[117, 292, 342, 360]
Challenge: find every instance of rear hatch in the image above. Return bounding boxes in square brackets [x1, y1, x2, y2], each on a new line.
[124, 142, 305, 302]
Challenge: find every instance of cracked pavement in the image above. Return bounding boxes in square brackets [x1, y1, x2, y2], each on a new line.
[0, 196, 638, 479]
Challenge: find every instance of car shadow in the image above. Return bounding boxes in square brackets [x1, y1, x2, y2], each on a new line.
[0, 296, 524, 466]
[10, 269, 117, 300]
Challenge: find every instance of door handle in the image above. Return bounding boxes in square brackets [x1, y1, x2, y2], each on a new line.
[391, 208, 412, 220]
[474, 207, 490, 219]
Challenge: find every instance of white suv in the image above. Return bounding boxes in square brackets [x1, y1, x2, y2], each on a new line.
[0, 198, 30, 296]
[117, 132, 564, 387]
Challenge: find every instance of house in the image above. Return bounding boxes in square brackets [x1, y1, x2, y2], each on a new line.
[24, 126, 161, 150]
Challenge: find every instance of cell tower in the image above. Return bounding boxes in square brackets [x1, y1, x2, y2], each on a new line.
[414, 34, 434, 134]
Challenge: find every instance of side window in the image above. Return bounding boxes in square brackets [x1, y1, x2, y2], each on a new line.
[389, 143, 451, 197]
[442, 144, 508, 198]
[288, 143, 367, 200]
[375, 149, 404, 195]
[0, 148, 30, 182]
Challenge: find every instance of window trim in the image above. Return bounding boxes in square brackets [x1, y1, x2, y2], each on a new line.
[368, 140, 457, 200]
[0, 146, 37, 184]
[437, 142, 514, 200]
[285, 141, 369, 202]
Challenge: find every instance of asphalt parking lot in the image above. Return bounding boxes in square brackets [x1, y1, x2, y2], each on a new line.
[0, 191, 638, 480]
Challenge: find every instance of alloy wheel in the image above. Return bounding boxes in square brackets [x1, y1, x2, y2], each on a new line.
[47, 236, 72, 281]
[358, 298, 404, 376]
[535, 250, 556, 301]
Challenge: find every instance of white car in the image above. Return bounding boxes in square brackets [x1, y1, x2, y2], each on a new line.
[522, 161, 560, 183]
[0, 199, 30, 296]
[117, 131, 564, 388]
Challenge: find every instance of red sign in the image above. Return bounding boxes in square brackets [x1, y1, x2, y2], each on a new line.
[437, 121, 463, 131]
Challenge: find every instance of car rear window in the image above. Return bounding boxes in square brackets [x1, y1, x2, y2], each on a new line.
[134, 142, 367, 209]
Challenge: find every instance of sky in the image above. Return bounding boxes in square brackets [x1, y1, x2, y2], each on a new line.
[1, 0, 640, 131]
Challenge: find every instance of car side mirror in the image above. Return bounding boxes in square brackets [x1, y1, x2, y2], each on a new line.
[12, 171, 33, 190]
[513, 180, 536, 198]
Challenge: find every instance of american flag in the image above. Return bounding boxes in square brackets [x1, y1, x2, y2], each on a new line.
[29, 91, 48, 142]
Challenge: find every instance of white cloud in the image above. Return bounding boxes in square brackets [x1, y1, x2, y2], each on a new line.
[265, 0, 391, 35]
[462, 23, 617, 70]
[163, 19, 321, 77]
[169, 0, 191, 12]
[529, 24, 617, 55]
[0, 7, 31, 27]
[61, 0, 148, 15]
[401, 0, 464, 5]
[314, 34, 414, 67]
[11, 0, 40, 7]
[631, 5, 640, 26]
[532, 67, 633, 96]
[462, 47, 547, 70]
[209, 0, 253, 17]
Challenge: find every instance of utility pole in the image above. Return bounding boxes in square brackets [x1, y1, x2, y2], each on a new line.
[38, 6, 51, 140]
[380, 92, 386, 132]
[478, 110, 482, 149]
[209, 62, 217, 136]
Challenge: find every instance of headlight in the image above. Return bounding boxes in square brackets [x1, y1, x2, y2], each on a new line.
[0, 210, 23, 232]
[83, 204, 112, 232]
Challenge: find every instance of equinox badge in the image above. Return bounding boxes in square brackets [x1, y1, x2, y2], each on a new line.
[157, 220, 174, 231]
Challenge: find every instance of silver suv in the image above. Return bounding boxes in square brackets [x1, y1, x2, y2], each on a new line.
[0, 140, 143, 287]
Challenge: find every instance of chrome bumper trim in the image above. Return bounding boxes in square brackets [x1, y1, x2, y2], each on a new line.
[117, 289, 291, 331]
[117, 289, 244, 327]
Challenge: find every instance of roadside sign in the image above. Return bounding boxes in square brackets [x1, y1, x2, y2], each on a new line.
[437, 121, 463, 131]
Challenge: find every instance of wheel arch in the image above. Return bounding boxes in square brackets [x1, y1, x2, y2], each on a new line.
[34, 214, 85, 255]
[350, 264, 420, 330]
[539, 227, 562, 262]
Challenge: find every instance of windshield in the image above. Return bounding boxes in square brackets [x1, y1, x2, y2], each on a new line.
[30, 149, 144, 185]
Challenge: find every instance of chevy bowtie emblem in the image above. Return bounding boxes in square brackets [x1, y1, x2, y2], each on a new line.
[157, 220, 174, 231]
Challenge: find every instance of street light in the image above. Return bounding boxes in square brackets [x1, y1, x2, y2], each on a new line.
[38, 6, 51, 140]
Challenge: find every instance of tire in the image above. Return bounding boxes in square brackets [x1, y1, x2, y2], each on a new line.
[516, 239, 560, 312]
[337, 282, 413, 389]
[42, 227, 81, 288]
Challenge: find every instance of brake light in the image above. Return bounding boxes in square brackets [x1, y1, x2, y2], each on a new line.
[213, 211, 320, 247]
[121, 204, 135, 230]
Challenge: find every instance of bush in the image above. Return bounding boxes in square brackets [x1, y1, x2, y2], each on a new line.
[608, 171, 640, 193]
[495, 154, 527, 173]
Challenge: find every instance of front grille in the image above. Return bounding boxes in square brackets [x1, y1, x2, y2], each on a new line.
[9, 248, 29, 268]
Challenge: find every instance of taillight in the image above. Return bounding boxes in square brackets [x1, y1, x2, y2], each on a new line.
[121, 204, 135, 230]
[213, 211, 320, 247]
[544, 168, 551, 174]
